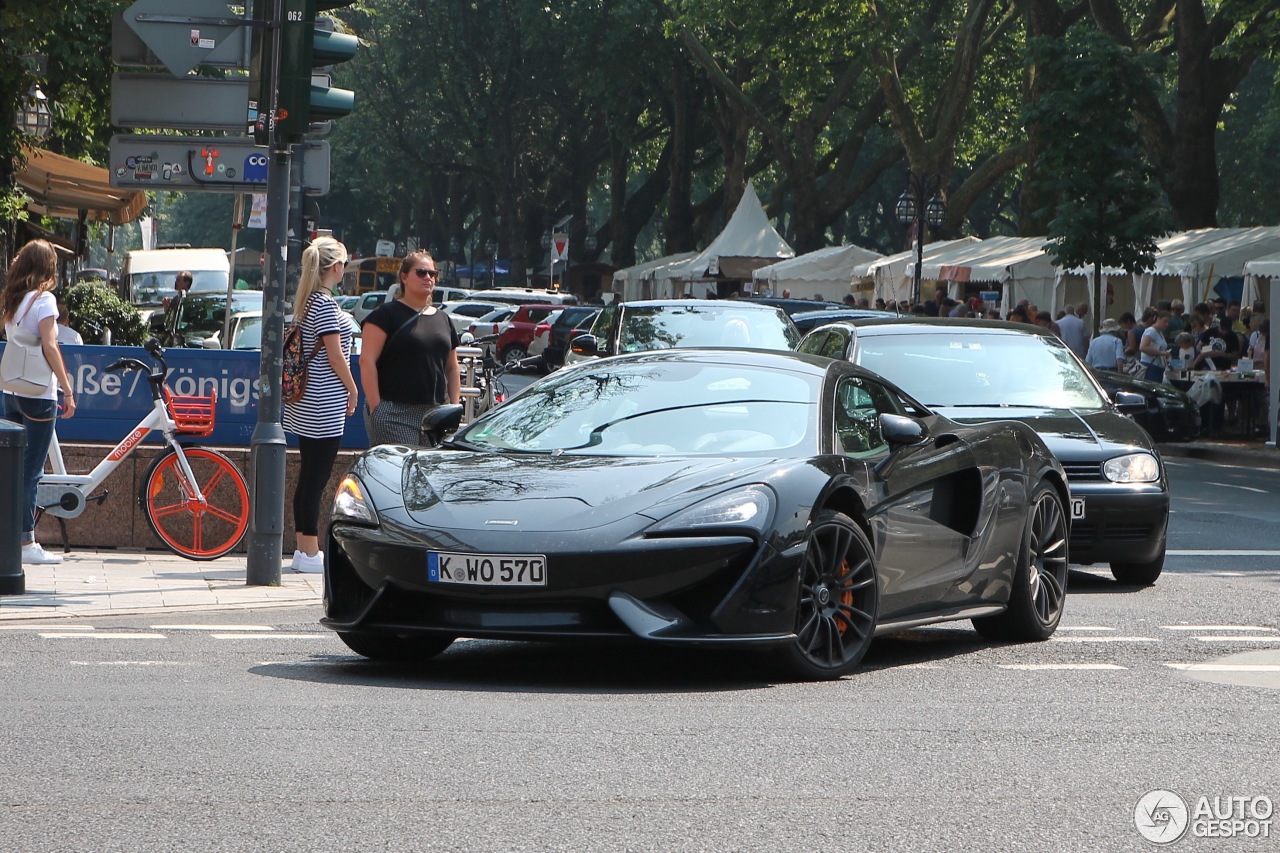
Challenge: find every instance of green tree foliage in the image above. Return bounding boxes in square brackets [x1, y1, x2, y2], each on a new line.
[1025, 29, 1172, 335]
[64, 281, 147, 346]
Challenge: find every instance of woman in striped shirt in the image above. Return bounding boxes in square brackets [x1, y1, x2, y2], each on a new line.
[283, 237, 359, 574]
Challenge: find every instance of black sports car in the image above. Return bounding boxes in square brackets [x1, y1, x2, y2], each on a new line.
[798, 318, 1170, 585]
[323, 349, 1070, 680]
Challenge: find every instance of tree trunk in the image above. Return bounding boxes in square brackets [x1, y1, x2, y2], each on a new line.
[665, 54, 695, 254]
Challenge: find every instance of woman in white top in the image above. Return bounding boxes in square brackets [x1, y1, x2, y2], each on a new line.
[1, 240, 77, 565]
[282, 237, 359, 574]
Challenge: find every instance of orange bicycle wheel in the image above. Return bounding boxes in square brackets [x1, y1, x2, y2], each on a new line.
[140, 447, 249, 560]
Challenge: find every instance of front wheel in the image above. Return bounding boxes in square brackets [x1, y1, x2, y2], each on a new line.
[1111, 549, 1165, 586]
[337, 631, 455, 662]
[499, 344, 528, 365]
[973, 481, 1068, 642]
[140, 446, 249, 560]
[774, 510, 879, 681]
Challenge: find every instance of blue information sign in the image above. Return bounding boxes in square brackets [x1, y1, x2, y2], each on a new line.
[0, 343, 368, 448]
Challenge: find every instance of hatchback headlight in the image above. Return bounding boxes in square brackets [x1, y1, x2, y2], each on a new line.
[333, 475, 378, 524]
[1103, 453, 1160, 483]
[650, 486, 774, 534]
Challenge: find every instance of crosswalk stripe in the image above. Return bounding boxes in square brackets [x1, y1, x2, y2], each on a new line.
[1167, 550, 1280, 556]
[998, 663, 1127, 670]
[1056, 626, 1116, 631]
[150, 624, 276, 631]
[1162, 625, 1276, 632]
[0, 624, 94, 631]
[1194, 636, 1280, 643]
[1051, 636, 1158, 642]
[209, 633, 329, 640]
[1165, 663, 1280, 672]
[40, 632, 165, 639]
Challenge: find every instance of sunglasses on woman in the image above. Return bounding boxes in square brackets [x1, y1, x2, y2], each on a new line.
[412, 268, 439, 280]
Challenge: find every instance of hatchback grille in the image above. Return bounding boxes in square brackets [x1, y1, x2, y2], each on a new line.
[1061, 462, 1103, 482]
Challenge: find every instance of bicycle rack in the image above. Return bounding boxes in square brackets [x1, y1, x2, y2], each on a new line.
[457, 344, 487, 423]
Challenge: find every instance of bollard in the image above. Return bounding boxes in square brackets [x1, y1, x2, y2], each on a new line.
[0, 419, 27, 595]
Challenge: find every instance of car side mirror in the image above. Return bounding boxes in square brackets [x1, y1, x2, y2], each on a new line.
[880, 413, 929, 446]
[1112, 391, 1147, 414]
[570, 334, 599, 356]
[201, 338, 222, 349]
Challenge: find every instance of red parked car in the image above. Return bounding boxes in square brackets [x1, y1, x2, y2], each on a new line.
[494, 304, 563, 364]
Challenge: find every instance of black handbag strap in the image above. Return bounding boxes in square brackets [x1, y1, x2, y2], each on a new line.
[384, 302, 433, 350]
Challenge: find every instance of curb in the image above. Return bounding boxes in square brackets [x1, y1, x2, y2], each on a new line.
[1158, 441, 1280, 470]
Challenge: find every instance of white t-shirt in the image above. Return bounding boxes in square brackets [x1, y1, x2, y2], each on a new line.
[1139, 325, 1170, 366]
[56, 323, 83, 346]
[6, 290, 58, 400]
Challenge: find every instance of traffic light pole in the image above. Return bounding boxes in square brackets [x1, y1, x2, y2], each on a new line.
[246, 0, 290, 586]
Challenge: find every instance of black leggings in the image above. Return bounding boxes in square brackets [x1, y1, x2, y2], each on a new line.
[293, 436, 342, 537]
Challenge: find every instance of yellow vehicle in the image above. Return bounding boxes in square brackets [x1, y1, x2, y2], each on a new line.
[344, 256, 402, 294]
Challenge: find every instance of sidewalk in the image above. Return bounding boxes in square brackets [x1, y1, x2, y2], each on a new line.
[0, 550, 322, 621]
[1158, 434, 1280, 469]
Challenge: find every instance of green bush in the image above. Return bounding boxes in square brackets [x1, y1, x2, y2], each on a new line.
[65, 283, 147, 346]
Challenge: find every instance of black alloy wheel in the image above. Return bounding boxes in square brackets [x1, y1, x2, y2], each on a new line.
[337, 631, 455, 662]
[777, 510, 879, 680]
[973, 480, 1068, 641]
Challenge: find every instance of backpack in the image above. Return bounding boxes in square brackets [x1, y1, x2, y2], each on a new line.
[282, 299, 324, 404]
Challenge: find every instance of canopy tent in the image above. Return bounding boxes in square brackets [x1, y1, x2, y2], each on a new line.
[611, 252, 698, 303]
[1060, 227, 1280, 319]
[16, 146, 147, 226]
[865, 237, 981, 304]
[750, 243, 883, 302]
[655, 181, 793, 296]
[1242, 252, 1280, 445]
[907, 236, 1057, 311]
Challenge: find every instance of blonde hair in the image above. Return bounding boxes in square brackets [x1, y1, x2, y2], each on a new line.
[2, 239, 58, 324]
[293, 237, 347, 322]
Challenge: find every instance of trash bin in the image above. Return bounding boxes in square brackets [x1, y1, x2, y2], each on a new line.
[0, 418, 27, 595]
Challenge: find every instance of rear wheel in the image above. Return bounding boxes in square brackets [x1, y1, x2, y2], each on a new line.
[973, 481, 1068, 641]
[337, 632, 455, 662]
[140, 446, 249, 560]
[1111, 548, 1165, 586]
[775, 510, 878, 681]
[499, 344, 528, 365]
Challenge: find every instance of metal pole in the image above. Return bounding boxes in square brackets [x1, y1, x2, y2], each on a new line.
[913, 212, 924, 308]
[223, 193, 245, 347]
[246, 0, 288, 586]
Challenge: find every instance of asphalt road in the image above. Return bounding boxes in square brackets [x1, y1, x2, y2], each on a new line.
[1, 457, 1276, 852]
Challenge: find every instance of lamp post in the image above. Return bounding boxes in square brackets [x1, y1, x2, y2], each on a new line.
[485, 238, 497, 289]
[895, 172, 946, 307]
[15, 83, 53, 141]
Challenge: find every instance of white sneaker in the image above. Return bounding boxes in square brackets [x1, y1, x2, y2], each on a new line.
[293, 550, 324, 574]
[21, 543, 63, 565]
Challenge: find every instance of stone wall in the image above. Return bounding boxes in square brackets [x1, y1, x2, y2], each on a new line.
[36, 442, 362, 555]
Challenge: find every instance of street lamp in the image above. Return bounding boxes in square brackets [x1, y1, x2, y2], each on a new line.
[895, 172, 946, 307]
[15, 83, 52, 140]
[485, 238, 497, 289]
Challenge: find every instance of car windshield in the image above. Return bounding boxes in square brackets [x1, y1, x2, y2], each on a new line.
[853, 330, 1107, 409]
[619, 304, 800, 353]
[177, 293, 263, 339]
[456, 359, 819, 455]
[232, 316, 262, 349]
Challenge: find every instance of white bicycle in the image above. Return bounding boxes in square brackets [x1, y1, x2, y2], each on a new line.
[40, 340, 250, 560]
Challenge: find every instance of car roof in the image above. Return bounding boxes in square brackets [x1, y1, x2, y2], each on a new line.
[742, 296, 834, 314]
[623, 298, 790, 311]
[846, 316, 1057, 338]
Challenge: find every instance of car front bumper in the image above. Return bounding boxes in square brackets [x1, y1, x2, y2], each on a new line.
[1065, 484, 1169, 565]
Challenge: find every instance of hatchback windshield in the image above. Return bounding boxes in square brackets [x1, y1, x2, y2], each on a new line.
[619, 304, 799, 353]
[853, 330, 1107, 409]
[457, 358, 818, 455]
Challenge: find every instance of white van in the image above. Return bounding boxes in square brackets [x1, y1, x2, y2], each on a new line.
[466, 287, 579, 306]
[120, 248, 232, 309]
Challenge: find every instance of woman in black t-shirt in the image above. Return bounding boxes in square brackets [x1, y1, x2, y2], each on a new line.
[359, 252, 461, 445]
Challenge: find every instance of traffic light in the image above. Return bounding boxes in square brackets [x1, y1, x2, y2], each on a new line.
[248, 0, 358, 146]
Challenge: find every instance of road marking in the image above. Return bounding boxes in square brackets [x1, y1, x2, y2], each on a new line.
[1051, 636, 1158, 643]
[1162, 625, 1276, 632]
[40, 632, 165, 639]
[150, 624, 276, 631]
[998, 663, 1127, 670]
[0, 624, 94, 631]
[210, 633, 329, 640]
[1206, 481, 1269, 493]
[1165, 663, 1280, 672]
[69, 661, 192, 666]
[1056, 626, 1116, 631]
[1194, 636, 1280, 643]
[1168, 550, 1280, 556]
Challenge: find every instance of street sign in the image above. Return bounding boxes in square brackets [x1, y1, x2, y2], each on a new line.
[111, 73, 248, 131]
[119, 0, 249, 76]
[552, 231, 568, 262]
[108, 135, 331, 195]
[111, 7, 248, 70]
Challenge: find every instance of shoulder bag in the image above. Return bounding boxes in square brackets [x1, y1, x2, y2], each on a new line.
[1, 295, 54, 396]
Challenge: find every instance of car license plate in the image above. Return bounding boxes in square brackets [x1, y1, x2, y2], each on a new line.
[427, 551, 547, 586]
[1070, 498, 1086, 520]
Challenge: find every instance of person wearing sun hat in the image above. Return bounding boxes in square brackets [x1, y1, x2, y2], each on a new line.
[1086, 317, 1126, 371]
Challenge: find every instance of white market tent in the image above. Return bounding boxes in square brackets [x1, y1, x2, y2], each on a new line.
[866, 237, 981, 304]
[750, 243, 883, 302]
[611, 252, 698, 303]
[911, 236, 1058, 311]
[654, 181, 794, 297]
[1242, 251, 1280, 445]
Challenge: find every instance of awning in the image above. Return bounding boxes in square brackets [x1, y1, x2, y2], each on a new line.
[16, 146, 147, 226]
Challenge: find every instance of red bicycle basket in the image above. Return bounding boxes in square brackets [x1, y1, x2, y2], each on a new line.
[165, 389, 217, 436]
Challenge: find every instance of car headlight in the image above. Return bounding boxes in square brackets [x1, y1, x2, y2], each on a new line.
[1103, 453, 1161, 483]
[332, 475, 378, 525]
[649, 486, 774, 534]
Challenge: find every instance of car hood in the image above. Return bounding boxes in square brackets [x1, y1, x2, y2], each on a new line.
[394, 451, 782, 532]
[934, 405, 1156, 461]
